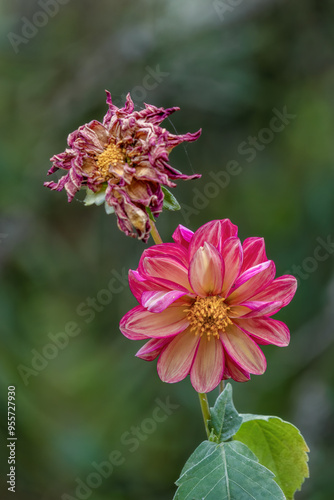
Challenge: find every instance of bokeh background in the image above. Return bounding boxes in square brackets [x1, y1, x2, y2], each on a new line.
[1, 0, 334, 498]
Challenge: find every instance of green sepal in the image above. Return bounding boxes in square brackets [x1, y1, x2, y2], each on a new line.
[83, 188, 114, 215]
[104, 202, 115, 215]
[83, 187, 107, 206]
[161, 186, 181, 211]
[146, 207, 156, 222]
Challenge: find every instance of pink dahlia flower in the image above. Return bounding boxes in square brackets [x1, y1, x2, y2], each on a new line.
[44, 91, 201, 242]
[120, 219, 297, 393]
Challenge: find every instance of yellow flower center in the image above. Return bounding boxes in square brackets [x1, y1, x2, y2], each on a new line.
[186, 296, 232, 341]
[96, 143, 126, 180]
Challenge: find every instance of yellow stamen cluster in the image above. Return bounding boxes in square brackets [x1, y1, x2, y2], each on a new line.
[186, 296, 232, 341]
[96, 143, 126, 180]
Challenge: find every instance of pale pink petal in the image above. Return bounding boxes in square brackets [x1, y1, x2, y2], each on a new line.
[136, 337, 173, 361]
[189, 242, 224, 296]
[227, 260, 275, 305]
[142, 290, 188, 313]
[233, 317, 290, 347]
[129, 270, 152, 302]
[129, 270, 173, 303]
[138, 243, 189, 268]
[157, 328, 200, 383]
[223, 354, 250, 382]
[240, 237, 267, 274]
[221, 237, 243, 296]
[189, 219, 238, 261]
[228, 301, 282, 318]
[221, 322, 267, 375]
[141, 255, 191, 291]
[119, 302, 190, 339]
[252, 275, 297, 306]
[190, 337, 224, 393]
[119, 306, 150, 340]
[228, 305, 252, 318]
[129, 269, 190, 304]
[240, 300, 283, 317]
[172, 224, 194, 249]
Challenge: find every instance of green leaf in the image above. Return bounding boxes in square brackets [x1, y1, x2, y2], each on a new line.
[83, 188, 107, 206]
[174, 440, 285, 500]
[234, 415, 309, 500]
[209, 383, 243, 443]
[161, 186, 181, 211]
[178, 441, 217, 477]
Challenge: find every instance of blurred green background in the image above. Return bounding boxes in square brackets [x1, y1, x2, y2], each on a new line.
[1, 0, 334, 498]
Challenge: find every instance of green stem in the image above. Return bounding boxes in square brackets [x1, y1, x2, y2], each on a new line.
[219, 380, 225, 394]
[150, 220, 163, 245]
[198, 393, 211, 439]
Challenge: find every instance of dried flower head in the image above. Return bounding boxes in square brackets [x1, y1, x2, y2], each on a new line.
[44, 91, 201, 242]
[120, 220, 297, 393]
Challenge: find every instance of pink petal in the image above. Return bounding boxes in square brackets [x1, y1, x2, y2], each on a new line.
[221, 322, 267, 375]
[233, 317, 290, 347]
[240, 300, 283, 317]
[190, 337, 224, 393]
[252, 275, 297, 306]
[228, 301, 282, 318]
[123, 92, 135, 113]
[142, 290, 188, 313]
[240, 237, 267, 274]
[228, 305, 252, 318]
[157, 328, 200, 383]
[223, 354, 250, 382]
[141, 255, 191, 291]
[129, 269, 190, 304]
[189, 219, 238, 261]
[119, 306, 150, 340]
[119, 302, 190, 339]
[136, 337, 172, 361]
[172, 225, 194, 249]
[227, 260, 275, 305]
[189, 242, 224, 296]
[221, 237, 243, 296]
[138, 243, 189, 268]
[69, 120, 107, 151]
[129, 270, 151, 302]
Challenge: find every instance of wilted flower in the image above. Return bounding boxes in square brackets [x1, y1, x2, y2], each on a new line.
[44, 91, 201, 242]
[120, 219, 297, 393]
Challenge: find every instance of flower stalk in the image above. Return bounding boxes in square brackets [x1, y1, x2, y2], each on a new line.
[150, 220, 163, 245]
[198, 392, 211, 438]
